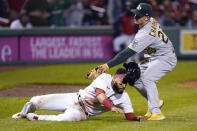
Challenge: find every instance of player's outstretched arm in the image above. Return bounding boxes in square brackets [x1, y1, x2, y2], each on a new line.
[86, 47, 136, 80]
[125, 113, 145, 122]
[96, 90, 124, 114]
[106, 47, 136, 68]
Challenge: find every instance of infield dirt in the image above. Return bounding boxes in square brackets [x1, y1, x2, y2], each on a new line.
[0, 85, 86, 97]
[0, 81, 197, 97]
[0, 65, 196, 97]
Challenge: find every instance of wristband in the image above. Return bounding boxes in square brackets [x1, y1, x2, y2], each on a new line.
[102, 98, 114, 109]
[125, 113, 137, 120]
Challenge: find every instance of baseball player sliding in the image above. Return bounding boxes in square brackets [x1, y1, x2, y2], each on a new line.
[12, 64, 145, 122]
[87, 3, 177, 120]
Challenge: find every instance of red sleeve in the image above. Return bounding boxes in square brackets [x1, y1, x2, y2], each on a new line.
[96, 88, 105, 96]
[125, 113, 137, 121]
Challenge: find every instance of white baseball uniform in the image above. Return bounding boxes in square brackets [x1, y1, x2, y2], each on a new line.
[28, 73, 134, 121]
[128, 18, 177, 115]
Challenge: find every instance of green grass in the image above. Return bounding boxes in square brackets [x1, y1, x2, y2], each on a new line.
[0, 61, 197, 131]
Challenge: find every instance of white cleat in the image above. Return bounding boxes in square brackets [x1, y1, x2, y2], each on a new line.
[12, 112, 22, 119]
[26, 113, 39, 121]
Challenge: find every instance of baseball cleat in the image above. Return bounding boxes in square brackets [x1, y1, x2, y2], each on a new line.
[147, 114, 165, 120]
[12, 112, 22, 119]
[27, 113, 39, 121]
[144, 100, 164, 117]
[144, 109, 151, 117]
[21, 102, 36, 118]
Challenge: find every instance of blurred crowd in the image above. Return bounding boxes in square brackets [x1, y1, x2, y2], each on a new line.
[0, 0, 197, 29]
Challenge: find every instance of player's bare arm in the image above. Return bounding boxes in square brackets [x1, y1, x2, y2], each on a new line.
[95, 87, 145, 121]
[96, 92, 124, 114]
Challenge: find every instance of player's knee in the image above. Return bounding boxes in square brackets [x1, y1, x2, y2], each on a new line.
[142, 72, 162, 82]
[141, 77, 153, 84]
[30, 96, 42, 107]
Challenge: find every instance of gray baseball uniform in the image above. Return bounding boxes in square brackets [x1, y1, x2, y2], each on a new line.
[128, 18, 177, 115]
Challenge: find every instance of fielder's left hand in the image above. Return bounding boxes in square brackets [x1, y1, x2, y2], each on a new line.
[86, 64, 109, 80]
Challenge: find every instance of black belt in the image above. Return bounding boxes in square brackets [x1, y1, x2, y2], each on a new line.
[78, 94, 89, 116]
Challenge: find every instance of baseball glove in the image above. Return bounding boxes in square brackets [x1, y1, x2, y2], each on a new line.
[122, 62, 141, 86]
[86, 64, 109, 80]
[86, 67, 100, 80]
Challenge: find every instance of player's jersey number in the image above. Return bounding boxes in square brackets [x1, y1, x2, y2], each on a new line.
[158, 30, 168, 44]
[149, 19, 169, 44]
[149, 29, 169, 44]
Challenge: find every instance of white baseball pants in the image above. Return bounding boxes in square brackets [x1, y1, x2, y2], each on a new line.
[29, 93, 87, 121]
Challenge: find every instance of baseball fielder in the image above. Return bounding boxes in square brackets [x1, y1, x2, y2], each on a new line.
[12, 67, 145, 122]
[87, 3, 177, 120]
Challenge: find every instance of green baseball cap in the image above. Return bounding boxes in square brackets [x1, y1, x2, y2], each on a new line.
[130, 3, 152, 17]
